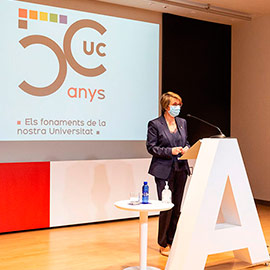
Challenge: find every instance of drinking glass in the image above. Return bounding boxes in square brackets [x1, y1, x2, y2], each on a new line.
[129, 192, 140, 205]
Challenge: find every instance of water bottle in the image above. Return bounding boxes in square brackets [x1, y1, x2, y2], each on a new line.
[142, 181, 149, 204]
[162, 181, 172, 203]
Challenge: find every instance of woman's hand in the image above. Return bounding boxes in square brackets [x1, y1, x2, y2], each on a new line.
[180, 146, 189, 155]
[172, 146, 189, 155]
[172, 147, 182, 155]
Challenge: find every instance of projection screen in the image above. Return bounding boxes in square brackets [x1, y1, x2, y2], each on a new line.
[0, 0, 160, 161]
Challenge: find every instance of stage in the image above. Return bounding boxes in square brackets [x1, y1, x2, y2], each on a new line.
[0, 203, 269, 270]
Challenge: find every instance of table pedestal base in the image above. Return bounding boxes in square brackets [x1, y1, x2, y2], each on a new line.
[114, 200, 174, 270]
[124, 267, 160, 270]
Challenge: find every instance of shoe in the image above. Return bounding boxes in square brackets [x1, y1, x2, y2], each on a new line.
[160, 245, 171, 256]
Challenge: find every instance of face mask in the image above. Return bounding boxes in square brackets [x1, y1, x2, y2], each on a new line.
[168, 105, 181, 117]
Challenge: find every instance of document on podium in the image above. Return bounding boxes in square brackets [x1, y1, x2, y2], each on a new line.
[178, 140, 202, 160]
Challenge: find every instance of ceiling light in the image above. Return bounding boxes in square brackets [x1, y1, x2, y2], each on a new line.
[151, 0, 252, 21]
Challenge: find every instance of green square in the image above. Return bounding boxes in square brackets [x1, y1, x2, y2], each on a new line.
[50, 13, 58, 23]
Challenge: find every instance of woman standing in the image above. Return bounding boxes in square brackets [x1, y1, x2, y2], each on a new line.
[146, 91, 190, 256]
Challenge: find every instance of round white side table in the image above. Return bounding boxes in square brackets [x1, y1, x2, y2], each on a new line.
[114, 200, 174, 270]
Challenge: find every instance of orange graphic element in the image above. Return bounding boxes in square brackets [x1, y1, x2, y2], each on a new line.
[19, 8, 27, 18]
[40, 12, 48, 21]
[64, 19, 107, 77]
[18, 19, 107, 96]
[19, 35, 67, 96]
[29, 10, 38, 20]
[83, 41, 106, 57]
[67, 87, 105, 102]
[17, 121, 21, 125]
[18, 20, 27, 29]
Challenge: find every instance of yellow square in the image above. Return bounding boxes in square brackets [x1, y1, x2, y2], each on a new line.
[40, 12, 48, 21]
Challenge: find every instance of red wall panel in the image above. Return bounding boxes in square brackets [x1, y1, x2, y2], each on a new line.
[0, 162, 50, 233]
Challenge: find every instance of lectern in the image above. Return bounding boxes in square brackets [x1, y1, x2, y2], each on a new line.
[166, 138, 269, 270]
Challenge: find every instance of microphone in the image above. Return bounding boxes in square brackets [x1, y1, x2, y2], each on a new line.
[186, 114, 226, 138]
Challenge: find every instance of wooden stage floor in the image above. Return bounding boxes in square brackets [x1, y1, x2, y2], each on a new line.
[0, 204, 270, 270]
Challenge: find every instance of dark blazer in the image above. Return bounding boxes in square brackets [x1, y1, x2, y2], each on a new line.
[146, 115, 190, 179]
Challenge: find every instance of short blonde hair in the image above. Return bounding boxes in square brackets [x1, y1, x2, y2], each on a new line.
[160, 91, 183, 114]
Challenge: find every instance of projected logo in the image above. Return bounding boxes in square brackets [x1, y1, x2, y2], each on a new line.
[18, 9, 106, 97]
[18, 8, 68, 29]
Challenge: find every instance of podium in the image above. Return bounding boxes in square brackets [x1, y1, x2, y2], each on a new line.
[166, 138, 270, 270]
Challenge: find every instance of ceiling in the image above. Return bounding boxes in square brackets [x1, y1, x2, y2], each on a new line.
[96, 0, 270, 24]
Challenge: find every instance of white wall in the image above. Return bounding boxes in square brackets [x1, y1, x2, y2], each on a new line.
[232, 16, 270, 201]
[50, 158, 157, 227]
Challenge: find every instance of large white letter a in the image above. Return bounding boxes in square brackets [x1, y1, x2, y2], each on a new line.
[166, 139, 269, 270]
